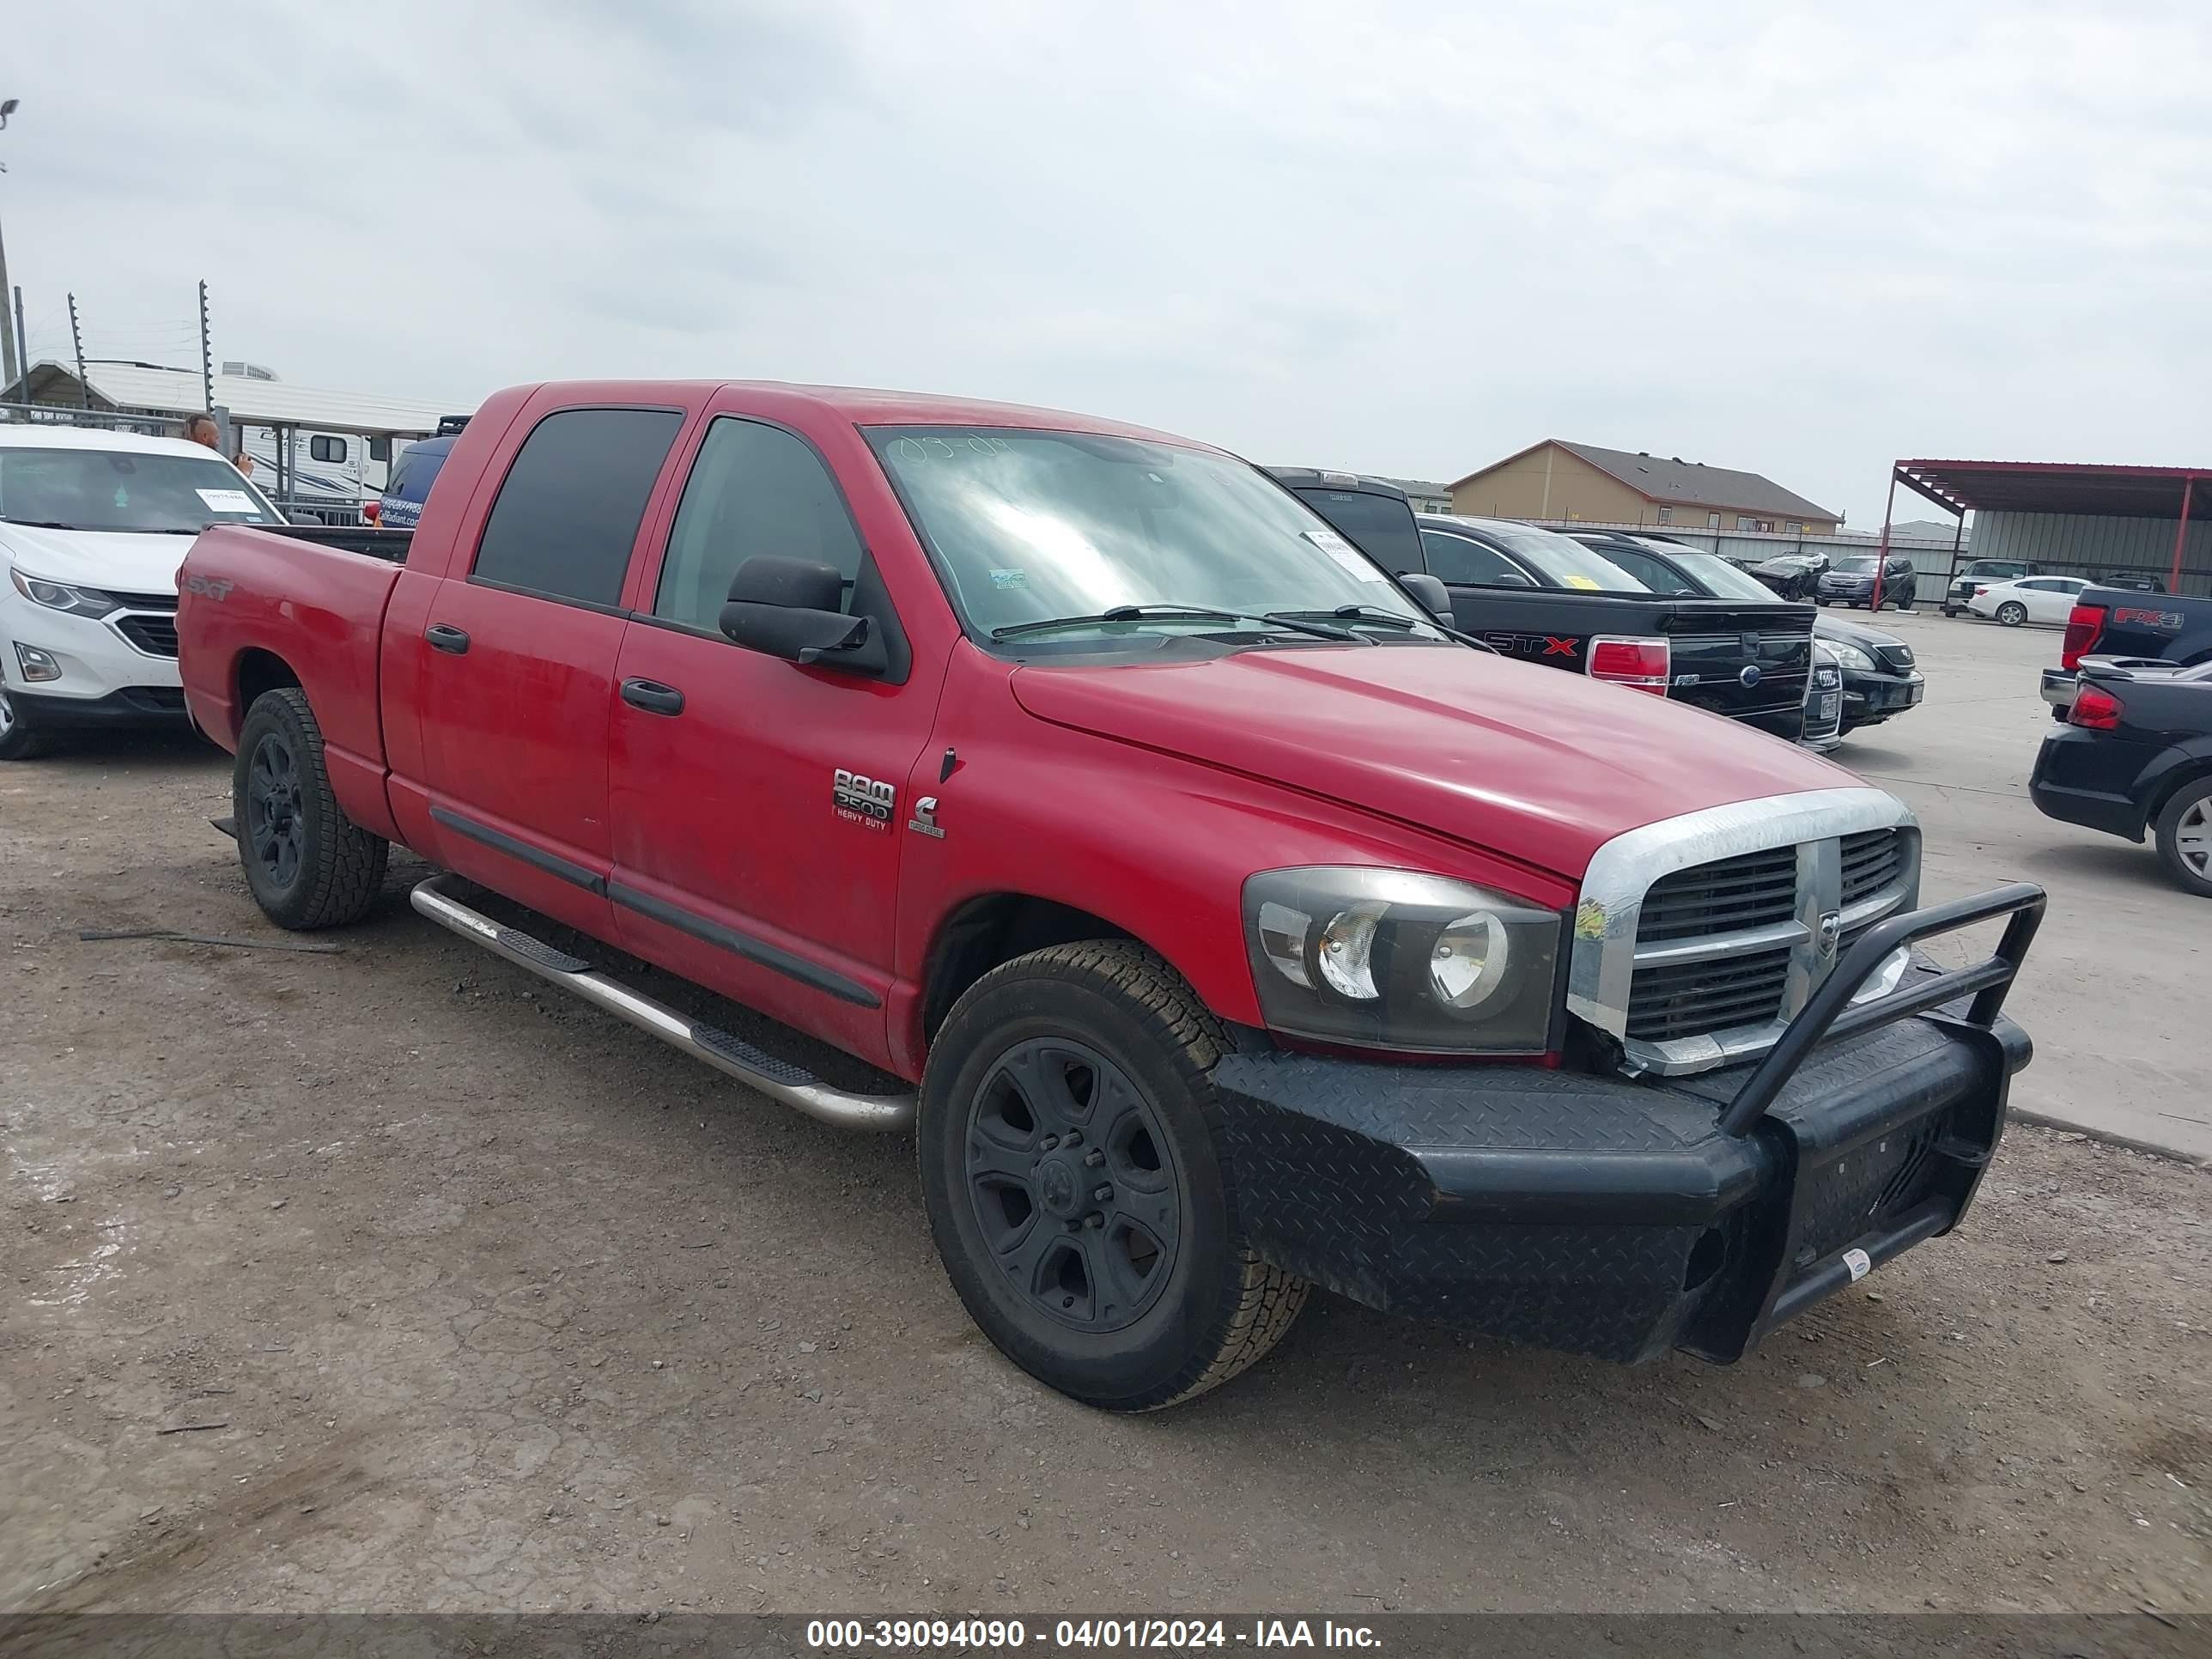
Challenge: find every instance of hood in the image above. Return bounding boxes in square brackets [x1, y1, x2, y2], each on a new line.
[0, 522, 194, 595]
[1814, 614, 1905, 653]
[1010, 644, 1860, 879]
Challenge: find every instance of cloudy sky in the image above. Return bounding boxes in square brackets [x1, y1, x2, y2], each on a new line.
[6, 1, 2206, 522]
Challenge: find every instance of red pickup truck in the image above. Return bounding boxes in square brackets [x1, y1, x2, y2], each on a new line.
[178, 380, 2043, 1411]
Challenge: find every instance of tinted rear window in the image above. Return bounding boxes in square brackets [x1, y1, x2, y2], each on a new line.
[1291, 488, 1424, 572]
[386, 441, 450, 503]
[471, 408, 683, 606]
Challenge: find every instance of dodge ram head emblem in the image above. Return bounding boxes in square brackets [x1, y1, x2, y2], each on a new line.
[1815, 909, 1843, 957]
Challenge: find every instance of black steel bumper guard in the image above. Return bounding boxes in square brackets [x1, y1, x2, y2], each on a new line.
[1210, 884, 2045, 1365]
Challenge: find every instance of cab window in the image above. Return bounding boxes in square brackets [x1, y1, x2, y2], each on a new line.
[655, 417, 866, 631]
[1419, 531, 1528, 587]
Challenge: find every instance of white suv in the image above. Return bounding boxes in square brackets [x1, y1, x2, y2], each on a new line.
[0, 424, 280, 759]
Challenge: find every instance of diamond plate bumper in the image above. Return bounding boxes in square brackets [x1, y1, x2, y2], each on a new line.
[1211, 968, 2032, 1366]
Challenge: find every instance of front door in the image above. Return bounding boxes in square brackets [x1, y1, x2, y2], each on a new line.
[415, 404, 686, 931]
[606, 413, 939, 1063]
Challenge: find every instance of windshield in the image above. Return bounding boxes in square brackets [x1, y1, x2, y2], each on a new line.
[867, 428, 1437, 641]
[1485, 526, 1647, 591]
[0, 446, 280, 534]
[1669, 550, 1784, 603]
[1834, 556, 1877, 573]
[1288, 487, 1425, 573]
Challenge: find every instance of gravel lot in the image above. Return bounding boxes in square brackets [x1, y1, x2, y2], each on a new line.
[3, 613, 2208, 1615]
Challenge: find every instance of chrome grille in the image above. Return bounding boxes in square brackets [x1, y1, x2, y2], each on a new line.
[1636, 848, 1798, 942]
[1626, 944, 1790, 1043]
[1841, 829, 1905, 906]
[1569, 792, 1923, 1076]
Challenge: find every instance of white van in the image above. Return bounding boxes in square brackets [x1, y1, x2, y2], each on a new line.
[0, 425, 280, 758]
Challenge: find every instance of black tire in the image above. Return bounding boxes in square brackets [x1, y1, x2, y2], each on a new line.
[233, 688, 388, 929]
[918, 940, 1307, 1411]
[0, 689, 58, 761]
[1996, 601, 2027, 628]
[2153, 777, 2212, 899]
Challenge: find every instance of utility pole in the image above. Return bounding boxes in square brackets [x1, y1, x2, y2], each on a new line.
[0, 95, 20, 393]
[11, 286, 25, 392]
[67, 290, 85, 408]
[198, 279, 213, 414]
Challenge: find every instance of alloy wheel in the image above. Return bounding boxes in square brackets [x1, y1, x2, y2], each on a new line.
[246, 731, 307, 888]
[963, 1037, 1182, 1334]
[2178, 800, 2211, 878]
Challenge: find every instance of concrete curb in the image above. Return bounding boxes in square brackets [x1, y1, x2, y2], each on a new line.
[2010, 1107, 2211, 1169]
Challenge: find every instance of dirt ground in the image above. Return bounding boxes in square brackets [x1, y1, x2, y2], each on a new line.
[3, 734, 2209, 1616]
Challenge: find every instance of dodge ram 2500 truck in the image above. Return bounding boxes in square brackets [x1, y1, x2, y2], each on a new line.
[178, 380, 2043, 1412]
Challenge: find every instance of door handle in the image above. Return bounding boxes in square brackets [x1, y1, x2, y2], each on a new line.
[425, 623, 471, 655]
[621, 678, 685, 716]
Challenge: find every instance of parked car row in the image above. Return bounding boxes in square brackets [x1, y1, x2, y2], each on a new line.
[161, 380, 2044, 1411]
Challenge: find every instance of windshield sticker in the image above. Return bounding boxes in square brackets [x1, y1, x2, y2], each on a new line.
[1564, 574, 1601, 591]
[1303, 528, 1389, 583]
[988, 568, 1028, 589]
[196, 488, 258, 514]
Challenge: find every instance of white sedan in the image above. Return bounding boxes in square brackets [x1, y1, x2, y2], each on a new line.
[1966, 574, 2091, 627]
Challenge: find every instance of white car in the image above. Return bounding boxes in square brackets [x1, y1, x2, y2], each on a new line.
[1966, 574, 2092, 628]
[1, 425, 281, 759]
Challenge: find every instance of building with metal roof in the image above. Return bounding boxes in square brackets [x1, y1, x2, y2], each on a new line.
[1449, 439, 1841, 534]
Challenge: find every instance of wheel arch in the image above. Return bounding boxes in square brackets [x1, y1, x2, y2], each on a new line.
[919, 892, 1146, 1044]
[2142, 749, 2212, 832]
[234, 647, 304, 721]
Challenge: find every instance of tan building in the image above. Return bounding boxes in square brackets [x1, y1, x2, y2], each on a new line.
[1448, 440, 1842, 535]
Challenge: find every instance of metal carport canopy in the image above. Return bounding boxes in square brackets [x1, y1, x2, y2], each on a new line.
[1892, 459, 2204, 592]
[1896, 459, 2203, 519]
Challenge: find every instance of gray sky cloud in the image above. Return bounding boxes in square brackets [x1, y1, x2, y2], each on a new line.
[6, 0, 2207, 523]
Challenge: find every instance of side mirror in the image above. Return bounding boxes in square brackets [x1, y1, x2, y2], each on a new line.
[718, 556, 885, 675]
[1396, 571, 1452, 621]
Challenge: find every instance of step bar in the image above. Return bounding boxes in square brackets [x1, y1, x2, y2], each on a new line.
[409, 874, 915, 1133]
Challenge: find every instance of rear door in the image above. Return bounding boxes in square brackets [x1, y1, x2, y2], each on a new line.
[605, 410, 939, 1059]
[2031, 578, 2088, 623]
[414, 403, 686, 933]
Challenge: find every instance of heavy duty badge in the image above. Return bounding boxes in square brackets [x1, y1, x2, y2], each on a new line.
[832, 768, 896, 829]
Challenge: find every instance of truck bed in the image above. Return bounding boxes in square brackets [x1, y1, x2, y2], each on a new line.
[252, 524, 416, 562]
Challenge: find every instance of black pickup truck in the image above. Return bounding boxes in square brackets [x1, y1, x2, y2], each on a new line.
[2039, 588, 2212, 719]
[1266, 473, 1816, 739]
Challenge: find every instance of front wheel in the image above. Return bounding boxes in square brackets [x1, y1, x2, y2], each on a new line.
[233, 688, 389, 928]
[1996, 601, 2028, 627]
[2154, 779, 2212, 899]
[0, 689, 58, 761]
[917, 941, 1307, 1411]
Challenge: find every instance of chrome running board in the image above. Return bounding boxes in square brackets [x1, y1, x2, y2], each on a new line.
[409, 873, 915, 1133]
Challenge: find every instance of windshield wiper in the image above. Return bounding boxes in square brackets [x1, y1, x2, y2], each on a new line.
[1282, 603, 1499, 653]
[0, 517, 88, 532]
[992, 604, 1362, 643]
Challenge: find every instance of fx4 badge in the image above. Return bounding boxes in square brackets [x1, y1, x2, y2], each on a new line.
[832, 768, 896, 830]
[908, 796, 945, 839]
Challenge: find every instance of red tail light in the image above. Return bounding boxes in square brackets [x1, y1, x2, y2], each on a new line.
[1972, 586, 1989, 597]
[2071, 684, 2123, 729]
[362, 499, 382, 526]
[1587, 635, 1671, 695]
[2061, 604, 2106, 671]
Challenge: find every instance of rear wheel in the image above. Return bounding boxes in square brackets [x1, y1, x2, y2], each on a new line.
[0, 689, 58, 761]
[917, 941, 1307, 1411]
[233, 688, 388, 928]
[2154, 779, 2212, 899]
[1996, 601, 2027, 627]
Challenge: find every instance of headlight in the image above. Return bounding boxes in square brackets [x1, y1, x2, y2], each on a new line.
[1824, 639, 1876, 672]
[1243, 867, 1561, 1054]
[8, 567, 120, 618]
